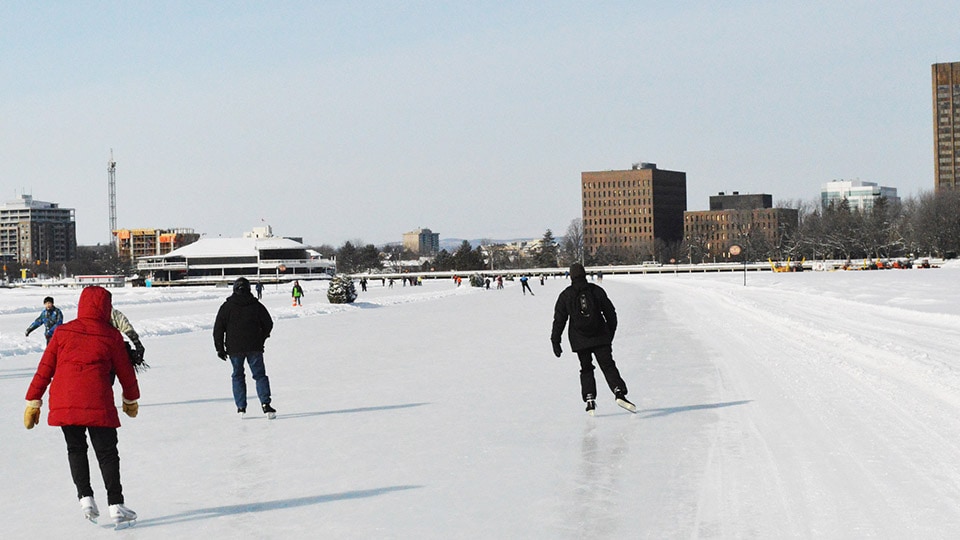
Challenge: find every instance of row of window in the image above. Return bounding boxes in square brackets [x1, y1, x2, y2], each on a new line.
[583, 198, 654, 208]
[584, 226, 654, 237]
[583, 190, 653, 200]
[583, 207, 654, 216]
[584, 216, 654, 226]
[582, 179, 653, 190]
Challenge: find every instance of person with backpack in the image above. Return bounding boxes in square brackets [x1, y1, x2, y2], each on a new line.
[550, 262, 636, 415]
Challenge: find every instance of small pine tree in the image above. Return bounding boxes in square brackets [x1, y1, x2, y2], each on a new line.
[326, 274, 358, 304]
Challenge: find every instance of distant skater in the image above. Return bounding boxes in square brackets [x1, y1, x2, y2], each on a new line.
[255, 281, 264, 299]
[520, 275, 534, 296]
[291, 280, 304, 306]
[25, 296, 63, 344]
[551, 263, 635, 415]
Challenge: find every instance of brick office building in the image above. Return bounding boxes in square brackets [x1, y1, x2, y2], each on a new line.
[684, 192, 798, 261]
[581, 163, 686, 259]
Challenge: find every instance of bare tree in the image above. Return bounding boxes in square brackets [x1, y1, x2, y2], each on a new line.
[560, 218, 584, 265]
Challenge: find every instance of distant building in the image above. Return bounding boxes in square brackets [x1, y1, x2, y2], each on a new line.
[137, 234, 334, 284]
[710, 192, 772, 211]
[933, 61, 960, 190]
[403, 228, 440, 256]
[821, 179, 899, 212]
[0, 194, 76, 264]
[113, 228, 200, 263]
[684, 192, 798, 260]
[581, 163, 687, 256]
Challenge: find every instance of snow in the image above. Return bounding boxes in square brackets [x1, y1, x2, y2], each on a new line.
[4, 266, 960, 538]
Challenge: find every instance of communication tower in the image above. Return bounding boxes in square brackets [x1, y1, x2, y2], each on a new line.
[108, 149, 117, 245]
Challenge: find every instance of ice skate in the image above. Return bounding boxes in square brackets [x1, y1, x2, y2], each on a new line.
[615, 394, 637, 413]
[238, 407, 246, 418]
[262, 403, 276, 419]
[79, 496, 99, 523]
[585, 399, 596, 416]
[109, 503, 137, 529]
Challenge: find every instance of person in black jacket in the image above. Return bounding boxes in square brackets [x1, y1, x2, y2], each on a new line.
[551, 263, 636, 415]
[213, 277, 277, 417]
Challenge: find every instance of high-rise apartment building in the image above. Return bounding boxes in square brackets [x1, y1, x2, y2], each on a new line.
[933, 61, 960, 190]
[581, 163, 686, 256]
[402, 228, 440, 255]
[0, 194, 77, 264]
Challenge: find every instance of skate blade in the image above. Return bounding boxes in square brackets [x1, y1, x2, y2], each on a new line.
[616, 399, 637, 413]
[266, 412, 276, 420]
[114, 519, 136, 530]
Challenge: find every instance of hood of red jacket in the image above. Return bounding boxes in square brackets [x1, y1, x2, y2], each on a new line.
[77, 286, 113, 322]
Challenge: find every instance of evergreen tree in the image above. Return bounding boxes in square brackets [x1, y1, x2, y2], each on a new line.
[327, 274, 358, 304]
[533, 229, 559, 268]
[336, 241, 359, 273]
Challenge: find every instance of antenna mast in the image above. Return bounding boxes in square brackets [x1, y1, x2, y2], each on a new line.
[108, 149, 117, 245]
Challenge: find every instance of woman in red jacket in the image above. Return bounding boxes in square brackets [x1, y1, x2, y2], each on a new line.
[24, 285, 140, 528]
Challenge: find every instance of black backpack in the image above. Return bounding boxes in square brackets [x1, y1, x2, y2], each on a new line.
[570, 286, 604, 335]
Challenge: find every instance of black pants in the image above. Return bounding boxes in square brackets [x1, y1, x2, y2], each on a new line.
[577, 344, 627, 402]
[62, 426, 124, 505]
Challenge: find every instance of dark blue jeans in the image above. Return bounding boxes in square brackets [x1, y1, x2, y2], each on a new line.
[230, 352, 271, 409]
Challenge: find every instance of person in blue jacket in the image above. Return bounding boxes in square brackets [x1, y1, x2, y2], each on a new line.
[26, 296, 64, 344]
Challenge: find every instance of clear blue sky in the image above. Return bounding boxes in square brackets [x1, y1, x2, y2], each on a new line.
[1, 1, 956, 246]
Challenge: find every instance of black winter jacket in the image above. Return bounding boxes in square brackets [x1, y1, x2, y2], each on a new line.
[213, 290, 274, 355]
[551, 278, 617, 352]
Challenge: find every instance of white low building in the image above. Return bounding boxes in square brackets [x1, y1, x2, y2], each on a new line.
[137, 236, 335, 285]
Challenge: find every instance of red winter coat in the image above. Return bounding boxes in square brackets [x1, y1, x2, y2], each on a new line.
[25, 286, 140, 428]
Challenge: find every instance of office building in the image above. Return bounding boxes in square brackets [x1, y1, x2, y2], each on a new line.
[403, 228, 440, 256]
[684, 192, 798, 260]
[581, 163, 686, 256]
[0, 194, 76, 264]
[933, 61, 960, 190]
[821, 179, 899, 212]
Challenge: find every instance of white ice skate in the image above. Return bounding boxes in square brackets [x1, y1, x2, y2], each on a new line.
[109, 503, 137, 529]
[79, 496, 99, 523]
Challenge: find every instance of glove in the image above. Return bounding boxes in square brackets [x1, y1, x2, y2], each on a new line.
[24, 400, 42, 429]
[217, 351, 228, 361]
[122, 399, 138, 418]
[552, 342, 562, 358]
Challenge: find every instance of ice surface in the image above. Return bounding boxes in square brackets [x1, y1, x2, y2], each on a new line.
[4, 265, 960, 538]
